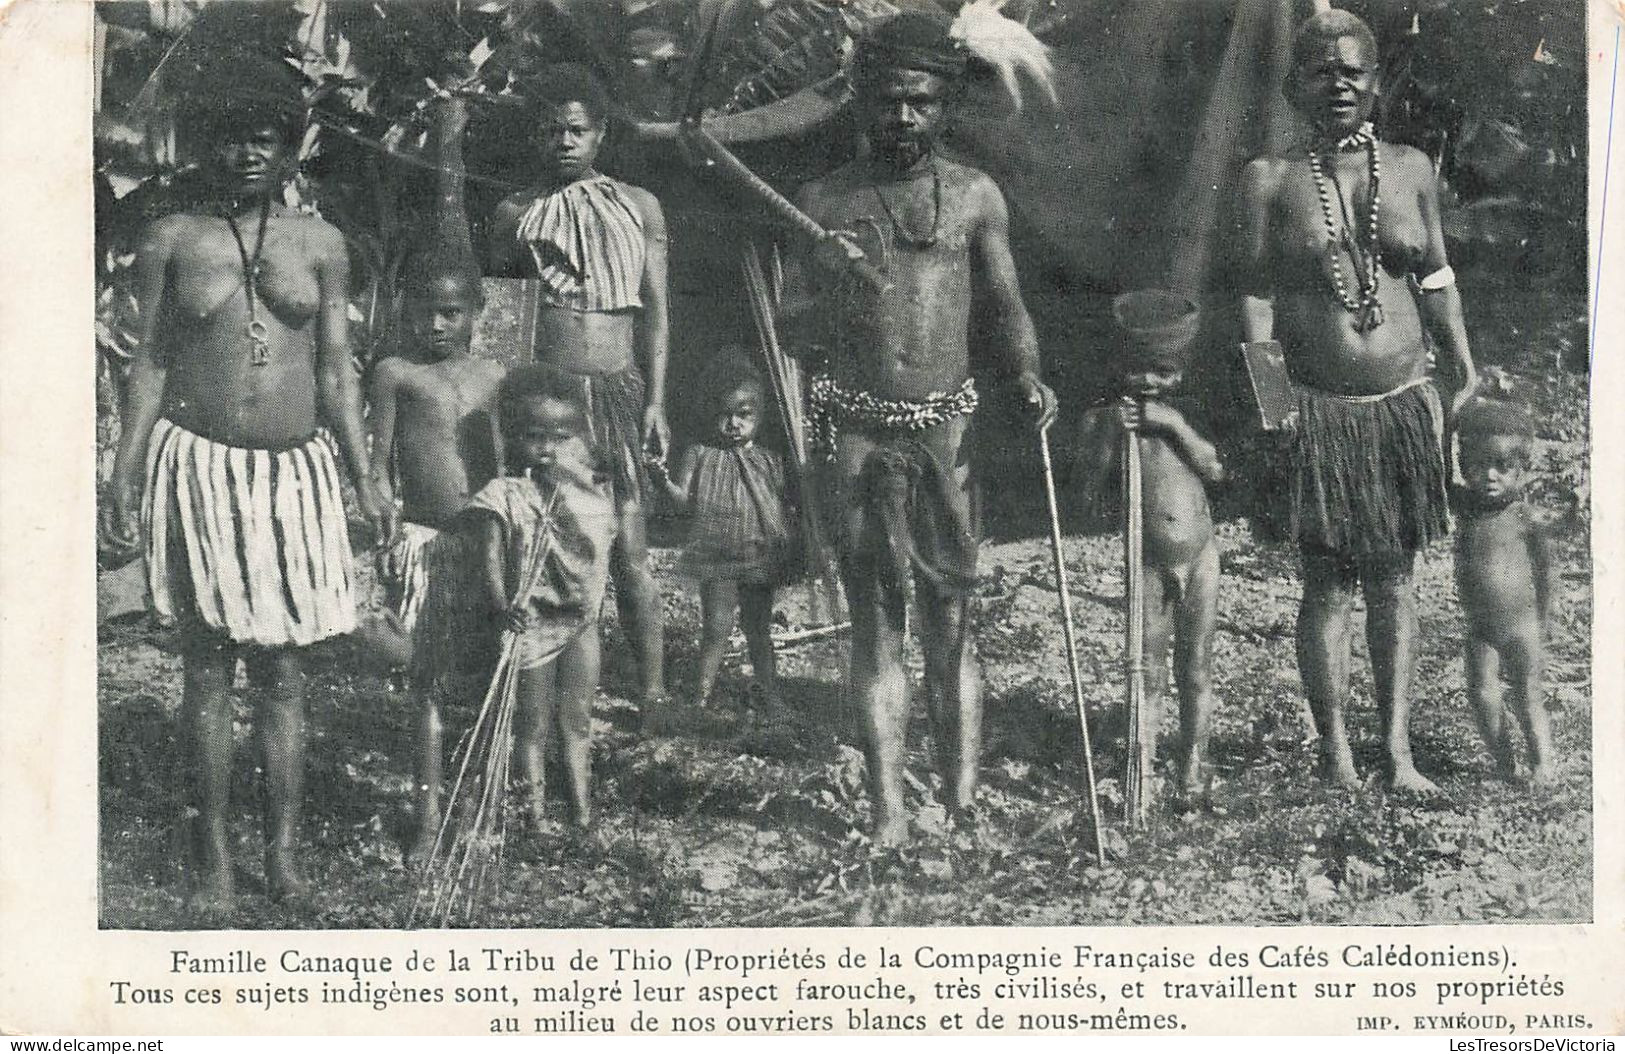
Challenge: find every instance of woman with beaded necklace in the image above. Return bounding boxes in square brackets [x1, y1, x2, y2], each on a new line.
[1236, 10, 1477, 794]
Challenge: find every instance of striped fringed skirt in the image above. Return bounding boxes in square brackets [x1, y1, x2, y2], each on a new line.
[1291, 378, 1450, 557]
[382, 521, 440, 634]
[142, 418, 357, 648]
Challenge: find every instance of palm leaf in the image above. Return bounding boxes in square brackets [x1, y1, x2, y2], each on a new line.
[705, 0, 897, 115]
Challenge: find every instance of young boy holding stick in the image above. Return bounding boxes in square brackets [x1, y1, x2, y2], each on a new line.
[1076, 292, 1224, 798]
[461, 367, 617, 830]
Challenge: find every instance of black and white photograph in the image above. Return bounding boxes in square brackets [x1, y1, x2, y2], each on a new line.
[89, 0, 1593, 933]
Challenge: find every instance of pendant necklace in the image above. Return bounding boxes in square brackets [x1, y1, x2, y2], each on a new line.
[871, 160, 942, 250]
[1307, 122, 1384, 332]
[224, 197, 274, 366]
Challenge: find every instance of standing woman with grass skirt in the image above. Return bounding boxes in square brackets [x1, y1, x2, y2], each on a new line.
[1235, 10, 1478, 793]
[98, 57, 388, 909]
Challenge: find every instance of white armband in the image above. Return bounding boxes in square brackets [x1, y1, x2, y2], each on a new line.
[1418, 265, 1456, 291]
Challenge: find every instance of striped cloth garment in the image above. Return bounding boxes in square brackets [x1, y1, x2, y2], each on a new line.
[514, 175, 646, 312]
[382, 521, 439, 634]
[142, 418, 357, 648]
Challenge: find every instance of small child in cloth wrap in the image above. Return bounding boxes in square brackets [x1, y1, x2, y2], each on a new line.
[465, 457, 616, 673]
[414, 366, 617, 839]
[650, 354, 800, 714]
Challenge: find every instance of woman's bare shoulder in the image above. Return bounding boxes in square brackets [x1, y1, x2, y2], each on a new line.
[292, 211, 347, 254]
[1379, 142, 1437, 182]
[616, 182, 665, 224]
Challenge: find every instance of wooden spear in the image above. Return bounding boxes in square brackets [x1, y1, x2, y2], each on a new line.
[1122, 401, 1152, 829]
[1039, 422, 1107, 865]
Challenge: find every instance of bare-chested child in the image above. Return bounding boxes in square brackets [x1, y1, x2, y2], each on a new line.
[1076, 332, 1224, 796]
[648, 354, 798, 716]
[466, 369, 617, 830]
[368, 268, 504, 635]
[1453, 399, 1556, 784]
[367, 264, 506, 861]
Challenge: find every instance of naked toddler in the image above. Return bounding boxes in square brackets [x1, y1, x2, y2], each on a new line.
[1453, 399, 1556, 784]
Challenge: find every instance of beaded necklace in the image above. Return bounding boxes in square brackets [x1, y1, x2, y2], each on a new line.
[1306, 121, 1384, 332]
[870, 159, 942, 250]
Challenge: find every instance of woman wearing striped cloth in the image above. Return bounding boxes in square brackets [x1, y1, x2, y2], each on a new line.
[487, 64, 673, 729]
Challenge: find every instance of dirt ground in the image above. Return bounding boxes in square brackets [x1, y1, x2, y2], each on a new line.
[98, 271, 1592, 930]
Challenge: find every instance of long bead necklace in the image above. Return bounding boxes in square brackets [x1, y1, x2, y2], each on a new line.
[870, 159, 942, 250]
[224, 197, 275, 366]
[1307, 122, 1384, 332]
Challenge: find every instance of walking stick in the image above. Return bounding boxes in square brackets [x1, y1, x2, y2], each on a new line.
[1122, 401, 1153, 829]
[1038, 422, 1107, 866]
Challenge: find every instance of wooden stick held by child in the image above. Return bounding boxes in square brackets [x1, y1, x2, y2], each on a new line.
[1076, 301, 1224, 800]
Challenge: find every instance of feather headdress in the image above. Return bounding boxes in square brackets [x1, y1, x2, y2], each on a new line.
[852, 2, 1055, 111]
[948, 0, 1057, 110]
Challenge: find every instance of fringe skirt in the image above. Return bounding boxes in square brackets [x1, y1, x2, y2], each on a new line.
[1291, 378, 1450, 557]
[546, 362, 649, 507]
[382, 522, 439, 634]
[143, 418, 356, 648]
[406, 527, 497, 689]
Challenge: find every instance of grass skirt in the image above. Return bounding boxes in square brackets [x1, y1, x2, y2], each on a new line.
[544, 363, 648, 507]
[142, 418, 356, 648]
[1291, 379, 1449, 556]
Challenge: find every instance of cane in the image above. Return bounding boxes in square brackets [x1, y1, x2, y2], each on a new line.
[1122, 401, 1152, 829]
[1038, 421, 1107, 866]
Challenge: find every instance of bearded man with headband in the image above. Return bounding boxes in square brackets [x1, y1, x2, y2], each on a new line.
[788, 8, 1058, 845]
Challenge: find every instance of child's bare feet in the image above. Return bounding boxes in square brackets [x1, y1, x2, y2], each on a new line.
[1388, 765, 1441, 796]
[264, 847, 309, 901]
[1317, 743, 1361, 789]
